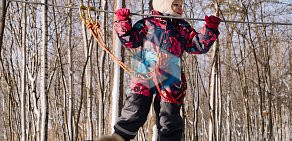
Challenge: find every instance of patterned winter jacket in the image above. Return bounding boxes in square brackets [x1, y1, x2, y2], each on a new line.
[114, 10, 219, 101]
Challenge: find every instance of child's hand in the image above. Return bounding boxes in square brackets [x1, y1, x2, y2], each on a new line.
[115, 8, 130, 21]
[114, 20, 132, 34]
[204, 15, 221, 29]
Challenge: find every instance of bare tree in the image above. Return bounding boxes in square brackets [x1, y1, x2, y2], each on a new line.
[208, 3, 221, 141]
[111, 0, 125, 133]
[98, 0, 108, 138]
[82, 14, 93, 141]
[0, 0, 7, 51]
[40, 0, 48, 140]
[0, 0, 291, 141]
[20, 1, 27, 140]
[67, 0, 74, 140]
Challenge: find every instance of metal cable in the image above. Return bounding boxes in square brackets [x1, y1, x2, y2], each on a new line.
[8, 0, 292, 26]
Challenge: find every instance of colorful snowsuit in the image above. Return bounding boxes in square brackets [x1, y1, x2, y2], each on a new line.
[114, 10, 219, 141]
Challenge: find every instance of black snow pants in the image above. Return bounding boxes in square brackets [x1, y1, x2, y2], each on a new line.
[114, 89, 184, 141]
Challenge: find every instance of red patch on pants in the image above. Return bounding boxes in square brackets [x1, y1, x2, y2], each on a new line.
[130, 79, 151, 96]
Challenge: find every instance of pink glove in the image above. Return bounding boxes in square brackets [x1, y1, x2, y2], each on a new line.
[115, 8, 130, 21]
[204, 15, 221, 29]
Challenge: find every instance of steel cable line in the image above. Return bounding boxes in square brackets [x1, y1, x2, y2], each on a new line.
[8, 0, 292, 25]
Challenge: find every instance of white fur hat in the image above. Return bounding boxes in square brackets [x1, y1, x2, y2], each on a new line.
[152, 0, 182, 16]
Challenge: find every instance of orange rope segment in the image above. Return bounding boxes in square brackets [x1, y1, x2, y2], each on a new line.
[79, 6, 159, 80]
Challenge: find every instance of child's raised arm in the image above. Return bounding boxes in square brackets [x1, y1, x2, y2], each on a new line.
[114, 8, 148, 49]
[185, 15, 221, 54]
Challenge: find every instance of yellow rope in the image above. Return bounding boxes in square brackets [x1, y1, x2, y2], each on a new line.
[80, 6, 160, 80]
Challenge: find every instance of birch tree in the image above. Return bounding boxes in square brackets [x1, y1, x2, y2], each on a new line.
[20, 1, 27, 140]
[98, 0, 108, 137]
[111, 0, 124, 132]
[82, 16, 93, 141]
[26, 6, 40, 140]
[40, 0, 48, 140]
[67, 0, 74, 140]
[208, 3, 221, 141]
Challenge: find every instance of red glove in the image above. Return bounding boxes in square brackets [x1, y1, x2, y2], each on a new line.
[115, 8, 130, 21]
[114, 20, 132, 34]
[204, 15, 221, 29]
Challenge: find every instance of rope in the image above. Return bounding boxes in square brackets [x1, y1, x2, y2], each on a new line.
[8, 0, 292, 26]
[80, 6, 157, 80]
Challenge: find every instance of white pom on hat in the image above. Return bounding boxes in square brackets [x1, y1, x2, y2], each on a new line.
[152, 0, 182, 16]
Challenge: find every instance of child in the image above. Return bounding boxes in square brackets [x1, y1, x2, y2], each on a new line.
[100, 0, 220, 140]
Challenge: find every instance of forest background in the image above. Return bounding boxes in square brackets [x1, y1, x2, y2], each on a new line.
[0, 0, 291, 141]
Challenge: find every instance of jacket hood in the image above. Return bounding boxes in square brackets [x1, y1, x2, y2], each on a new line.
[152, 0, 182, 17]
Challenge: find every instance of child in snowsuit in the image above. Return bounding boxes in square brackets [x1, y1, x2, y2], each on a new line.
[105, 0, 220, 140]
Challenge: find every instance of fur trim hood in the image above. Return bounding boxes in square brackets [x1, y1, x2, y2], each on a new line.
[152, 0, 182, 17]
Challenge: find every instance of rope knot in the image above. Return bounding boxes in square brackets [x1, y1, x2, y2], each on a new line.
[86, 23, 93, 29]
[93, 22, 100, 30]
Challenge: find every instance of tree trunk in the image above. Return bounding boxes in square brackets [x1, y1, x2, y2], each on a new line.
[40, 0, 48, 140]
[111, 0, 124, 133]
[67, 0, 74, 140]
[0, 0, 7, 52]
[81, 15, 93, 140]
[21, 1, 27, 140]
[208, 5, 220, 141]
[193, 64, 199, 141]
[226, 28, 232, 141]
[27, 47, 40, 140]
[208, 40, 220, 141]
[98, 0, 108, 137]
[242, 3, 265, 140]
